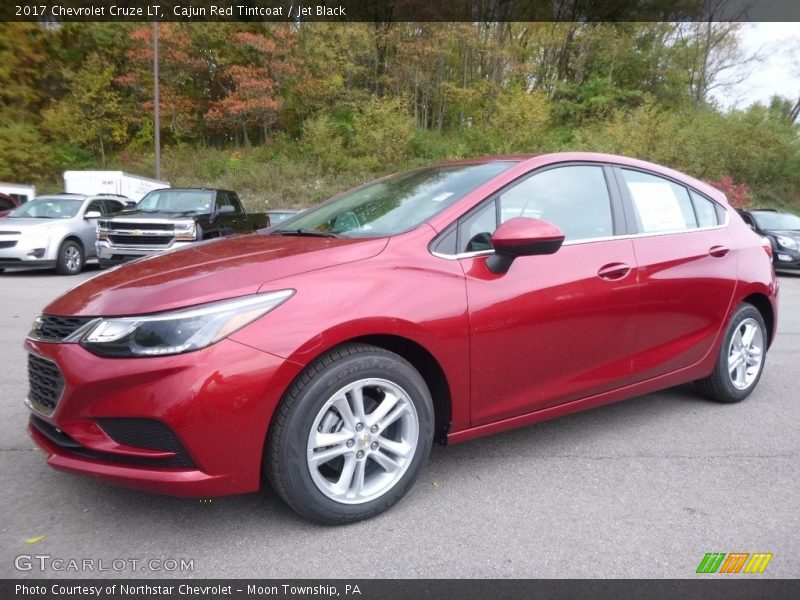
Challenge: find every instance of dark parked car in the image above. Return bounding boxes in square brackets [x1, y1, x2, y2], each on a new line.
[737, 208, 800, 273]
[25, 153, 777, 524]
[96, 188, 269, 267]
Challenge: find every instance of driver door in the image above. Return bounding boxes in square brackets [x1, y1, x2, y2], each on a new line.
[457, 164, 640, 426]
[78, 199, 106, 257]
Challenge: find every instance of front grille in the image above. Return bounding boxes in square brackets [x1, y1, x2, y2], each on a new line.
[109, 234, 174, 246]
[30, 415, 195, 469]
[32, 315, 95, 342]
[0, 230, 21, 235]
[0, 240, 17, 248]
[108, 222, 174, 232]
[28, 354, 65, 415]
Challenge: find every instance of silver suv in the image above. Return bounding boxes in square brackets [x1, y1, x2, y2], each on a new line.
[0, 194, 129, 275]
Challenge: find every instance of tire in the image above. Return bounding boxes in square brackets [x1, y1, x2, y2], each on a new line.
[695, 303, 767, 403]
[56, 240, 84, 275]
[266, 343, 435, 524]
[98, 258, 115, 269]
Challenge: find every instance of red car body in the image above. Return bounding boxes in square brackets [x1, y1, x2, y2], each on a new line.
[0, 192, 22, 217]
[26, 153, 778, 499]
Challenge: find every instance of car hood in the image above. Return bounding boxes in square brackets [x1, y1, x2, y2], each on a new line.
[0, 218, 67, 231]
[768, 229, 800, 240]
[110, 209, 207, 220]
[45, 233, 389, 317]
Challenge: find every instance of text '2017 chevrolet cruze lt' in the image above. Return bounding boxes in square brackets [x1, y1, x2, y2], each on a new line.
[25, 153, 778, 524]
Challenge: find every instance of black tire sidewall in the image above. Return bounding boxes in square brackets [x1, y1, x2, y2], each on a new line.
[57, 240, 83, 275]
[715, 304, 767, 402]
[275, 352, 434, 523]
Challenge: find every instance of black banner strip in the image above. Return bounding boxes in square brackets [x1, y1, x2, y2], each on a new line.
[3, 579, 800, 600]
[3, 0, 800, 23]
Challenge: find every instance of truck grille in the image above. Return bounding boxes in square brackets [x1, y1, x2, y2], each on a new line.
[0, 240, 17, 248]
[31, 315, 95, 342]
[28, 354, 65, 415]
[108, 222, 174, 231]
[108, 234, 174, 246]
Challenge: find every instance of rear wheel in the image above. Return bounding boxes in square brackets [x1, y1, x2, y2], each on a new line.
[56, 240, 84, 275]
[266, 343, 434, 524]
[695, 303, 767, 403]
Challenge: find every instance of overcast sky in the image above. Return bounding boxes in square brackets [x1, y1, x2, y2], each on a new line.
[712, 22, 800, 109]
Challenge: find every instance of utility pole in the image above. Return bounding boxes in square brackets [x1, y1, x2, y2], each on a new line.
[153, 21, 161, 181]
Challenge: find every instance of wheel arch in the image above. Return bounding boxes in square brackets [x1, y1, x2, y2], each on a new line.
[58, 234, 84, 251]
[742, 292, 775, 348]
[343, 334, 452, 444]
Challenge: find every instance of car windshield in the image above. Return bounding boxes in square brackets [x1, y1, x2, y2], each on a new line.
[272, 162, 517, 237]
[753, 212, 800, 231]
[137, 190, 214, 214]
[8, 197, 83, 219]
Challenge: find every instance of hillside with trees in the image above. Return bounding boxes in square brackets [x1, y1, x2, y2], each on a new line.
[0, 21, 798, 211]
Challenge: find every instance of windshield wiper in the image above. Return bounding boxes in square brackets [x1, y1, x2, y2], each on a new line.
[272, 229, 341, 238]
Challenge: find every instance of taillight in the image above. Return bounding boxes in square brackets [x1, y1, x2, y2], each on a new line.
[761, 236, 773, 259]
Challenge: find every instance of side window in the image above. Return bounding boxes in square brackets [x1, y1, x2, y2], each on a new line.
[86, 200, 105, 216]
[498, 166, 613, 241]
[621, 169, 697, 233]
[216, 192, 231, 211]
[451, 165, 615, 254]
[228, 193, 244, 214]
[103, 200, 125, 215]
[690, 190, 720, 227]
[457, 201, 497, 253]
[0, 197, 14, 210]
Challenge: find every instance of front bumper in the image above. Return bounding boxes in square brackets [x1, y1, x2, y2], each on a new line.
[96, 240, 194, 263]
[773, 248, 800, 272]
[25, 337, 304, 496]
[0, 233, 57, 268]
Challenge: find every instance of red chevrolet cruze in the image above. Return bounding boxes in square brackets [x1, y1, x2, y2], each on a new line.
[25, 153, 778, 524]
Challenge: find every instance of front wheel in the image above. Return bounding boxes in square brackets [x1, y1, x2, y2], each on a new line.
[266, 343, 434, 524]
[695, 303, 768, 403]
[56, 240, 84, 275]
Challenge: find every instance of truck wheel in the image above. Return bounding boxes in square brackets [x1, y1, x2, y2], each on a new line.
[266, 343, 434, 524]
[56, 240, 84, 275]
[98, 258, 115, 269]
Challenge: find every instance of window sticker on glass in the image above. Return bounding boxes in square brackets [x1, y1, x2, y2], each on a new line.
[627, 182, 687, 232]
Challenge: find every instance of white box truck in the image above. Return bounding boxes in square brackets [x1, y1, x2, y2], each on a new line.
[63, 171, 169, 202]
[0, 182, 36, 203]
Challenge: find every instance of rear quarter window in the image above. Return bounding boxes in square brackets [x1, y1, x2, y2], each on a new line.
[621, 169, 697, 233]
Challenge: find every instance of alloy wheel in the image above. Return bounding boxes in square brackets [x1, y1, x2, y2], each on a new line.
[727, 317, 764, 390]
[306, 378, 419, 505]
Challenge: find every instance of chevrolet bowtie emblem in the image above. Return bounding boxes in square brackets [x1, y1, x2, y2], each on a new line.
[132, 230, 143, 236]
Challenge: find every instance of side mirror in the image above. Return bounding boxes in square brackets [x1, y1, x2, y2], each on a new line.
[486, 217, 565, 274]
[217, 205, 236, 215]
[84, 211, 102, 219]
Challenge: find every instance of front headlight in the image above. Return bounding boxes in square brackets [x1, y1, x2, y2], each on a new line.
[174, 221, 197, 241]
[80, 290, 294, 357]
[775, 235, 799, 251]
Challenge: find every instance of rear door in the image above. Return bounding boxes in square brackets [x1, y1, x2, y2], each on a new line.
[450, 164, 640, 426]
[615, 167, 737, 381]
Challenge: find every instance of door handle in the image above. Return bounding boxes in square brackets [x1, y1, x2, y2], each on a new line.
[597, 262, 631, 281]
[708, 245, 730, 258]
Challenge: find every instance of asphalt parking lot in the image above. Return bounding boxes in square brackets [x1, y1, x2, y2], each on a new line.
[0, 266, 798, 579]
